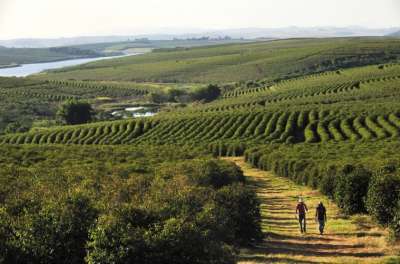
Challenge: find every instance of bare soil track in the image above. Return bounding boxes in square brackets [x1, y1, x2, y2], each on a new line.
[224, 157, 399, 264]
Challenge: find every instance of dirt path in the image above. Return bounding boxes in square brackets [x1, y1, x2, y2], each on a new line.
[224, 157, 398, 264]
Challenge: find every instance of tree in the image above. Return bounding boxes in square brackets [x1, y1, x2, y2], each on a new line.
[166, 88, 186, 102]
[4, 121, 30, 134]
[191, 84, 221, 102]
[57, 100, 94, 125]
[146, 92, 168, 104]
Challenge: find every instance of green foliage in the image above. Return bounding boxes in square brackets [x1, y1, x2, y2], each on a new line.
[366, 172, 400, 225]
[86, 206, 235, 264]
[318, 166, 338, 198]
[389, 201, 400, 241]
[160, 159, 245, 189]
[12, 194, 97, 264]
[4, 121, 30, 134]
[57, 100, 94, 125]
[191, 84, 221, 102]
[245, 142, 400, 237]
[334, 167, 371, 214]
[146, 92, 168, 103]
[213, 184, 263, 245]
[41, 38, 400, 83]
[0, 144, 261, 263]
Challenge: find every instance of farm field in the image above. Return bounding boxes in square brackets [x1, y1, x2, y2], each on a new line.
[37, 37, 400, 83]
[0, 144, 262, 263]
[74, 38, 254, 54]
[4, 61, 400, 146]
[1, 37, 400, 263]
[0, 76, 203, 133]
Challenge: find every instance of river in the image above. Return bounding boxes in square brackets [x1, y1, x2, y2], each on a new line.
[0, 54, 136, 77]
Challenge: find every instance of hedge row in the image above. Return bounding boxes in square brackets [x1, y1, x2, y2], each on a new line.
[244, 142, 400, 238]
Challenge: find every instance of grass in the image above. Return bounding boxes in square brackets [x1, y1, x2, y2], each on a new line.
[38, 37, 400, 83]
[224, 157, 400, 264]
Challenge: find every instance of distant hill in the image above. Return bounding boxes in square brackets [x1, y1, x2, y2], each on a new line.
[41, 37, 400, 83]
[0, 46, 107, 67]
[389, 31, 400, 36]
[2, 27, 400, 48]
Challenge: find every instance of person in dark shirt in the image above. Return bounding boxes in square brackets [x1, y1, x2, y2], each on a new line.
[295, 197, 308, 233]
[315, 201, 327, 235]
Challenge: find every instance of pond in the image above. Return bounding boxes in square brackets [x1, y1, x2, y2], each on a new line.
[111, 106, 158, 118]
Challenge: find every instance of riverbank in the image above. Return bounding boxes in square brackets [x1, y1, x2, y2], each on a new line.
[0, 53, 137, 77]
[0, 63, 21, 69]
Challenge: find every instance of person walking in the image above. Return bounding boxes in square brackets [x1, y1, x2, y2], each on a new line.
[296, 197, 308, 234]
[315, 201, 327, 235]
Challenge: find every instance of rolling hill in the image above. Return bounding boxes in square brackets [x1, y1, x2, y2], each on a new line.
[5, 62, 400, 146]
[38, 37, 400, 83]
[0, 46, 109, 68]
[389, 30, 400, 37]
[2, 36, 400, 263]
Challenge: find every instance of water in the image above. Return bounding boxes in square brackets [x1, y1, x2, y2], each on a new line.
[111, 106, 157, 118]
[0, 54, 135, 77]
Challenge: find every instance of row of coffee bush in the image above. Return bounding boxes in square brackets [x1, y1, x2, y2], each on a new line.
[0, 144, 262, 264]
[245, 141, 400, 239]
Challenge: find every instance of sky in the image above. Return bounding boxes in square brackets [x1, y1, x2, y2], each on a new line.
[0, 0, 399, 39]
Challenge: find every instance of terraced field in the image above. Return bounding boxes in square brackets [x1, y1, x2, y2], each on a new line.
[2, 37, 400, 264]
[37, 38, 400, 83]
[199, 63, 400, 113]
[0, 79, 172, 102]
[2, 62, 400, 146]
[2, 110, 399, 146]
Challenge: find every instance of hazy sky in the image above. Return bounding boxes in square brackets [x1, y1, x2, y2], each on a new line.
[1, 0, 399, 39]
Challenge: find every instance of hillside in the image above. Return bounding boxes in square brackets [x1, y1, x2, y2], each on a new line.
[0, 46, 109, 68]
[1, 27, 398, 48]
[7, 62, 399, 146]
[73, 38, 253, 54]
[2, 37, 400, 263]
[389, 31, 400, 37]
[38, 37, 400, 83]
[0, 76, 200, 133]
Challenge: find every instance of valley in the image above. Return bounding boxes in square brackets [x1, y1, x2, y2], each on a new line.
[1, 36, 400, 263]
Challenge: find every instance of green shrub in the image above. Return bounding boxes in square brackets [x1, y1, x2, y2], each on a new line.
[57, 100, 94, 125]
[86, 206, 235, 264]
[334, 166, 371, 214]
[165, 159, 245, 189]
[191, 84, 221, 102]
[13, 193, 98, 264]
[366, 172, 400, 225]
[0, 207, 16, 264]
[389, 201, 400, 241]
[213, 184, 262, 245]
[319, 165, 338, 198]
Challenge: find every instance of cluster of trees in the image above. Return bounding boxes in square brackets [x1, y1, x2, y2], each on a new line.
[48, 47, 103, 58]
[244, 142, 400, 239]
[146, 84, 221, 104]
[56, 100, 94, 125]
[0, 145, 262, 263]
